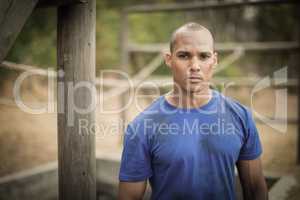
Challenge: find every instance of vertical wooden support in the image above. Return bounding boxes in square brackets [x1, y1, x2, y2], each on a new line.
[120, 10, 130, 138]
[298, 66, 300, 164]
[57, 0, 96, 199]
[297, 4, 300, 164]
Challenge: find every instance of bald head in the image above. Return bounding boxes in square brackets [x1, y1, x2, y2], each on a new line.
[169, 22, 214, 53]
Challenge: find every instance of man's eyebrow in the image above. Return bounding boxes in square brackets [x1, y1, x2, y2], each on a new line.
[175, 50, 212, 54]
[174, 48, 213, 54]
[175, 50, 190, 54]
[198, 51, 213, 55]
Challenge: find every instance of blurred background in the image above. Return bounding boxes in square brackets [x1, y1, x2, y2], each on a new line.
[0, 0, 299, 199]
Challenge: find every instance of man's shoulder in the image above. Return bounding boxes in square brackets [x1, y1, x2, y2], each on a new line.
[216, 91, 252, 121]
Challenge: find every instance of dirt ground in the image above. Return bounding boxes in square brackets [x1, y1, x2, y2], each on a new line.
[0, 77, 298, 177]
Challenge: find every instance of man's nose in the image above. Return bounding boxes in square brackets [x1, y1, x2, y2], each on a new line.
[190, 58, 201, 72]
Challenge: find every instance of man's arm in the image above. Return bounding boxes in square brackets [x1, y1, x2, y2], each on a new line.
[236, 158, 268, 200]
[118, 181, 147, 200]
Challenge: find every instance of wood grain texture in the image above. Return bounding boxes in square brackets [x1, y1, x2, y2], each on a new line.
[125, 0, 299, 13]
[57, 0, 96, 199]
[37, 0, 86, 8]
[0, 0, 39, 62]
[297, 3, 300, 164]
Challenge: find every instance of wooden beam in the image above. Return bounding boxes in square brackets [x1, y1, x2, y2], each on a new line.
[297, 3, 300, 164]
[0, 61, 297, 88]
[125, 0, 299, 13]
[57, 0, 96, 199]
[37, 0, 86, 8]
[94, 77, 297, 88]
[128, 42, 300, 53]
[0, 0, 39, 63]
[0, 60, 54, 76]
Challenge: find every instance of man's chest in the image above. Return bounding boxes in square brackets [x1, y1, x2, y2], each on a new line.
[149, 117, 244, 167]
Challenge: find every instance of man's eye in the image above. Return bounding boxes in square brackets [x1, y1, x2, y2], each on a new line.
[178, 54, 189, 59]
[199, 53, 211, 60]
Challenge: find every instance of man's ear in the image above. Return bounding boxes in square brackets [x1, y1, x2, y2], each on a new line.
[164, 52, 172, 68]
[213, 51, 218, 68]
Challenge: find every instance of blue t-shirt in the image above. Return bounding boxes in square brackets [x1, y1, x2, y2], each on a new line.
[119, 90, 262, 200]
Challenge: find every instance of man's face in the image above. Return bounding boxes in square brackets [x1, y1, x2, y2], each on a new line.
[165, 30, 217, 94]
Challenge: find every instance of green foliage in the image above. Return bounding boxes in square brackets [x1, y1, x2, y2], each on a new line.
[129, 12, 185, 44]
[6, 8, 57, 68]
[96, 9, 120, 69]
[256, 5, 298, 41]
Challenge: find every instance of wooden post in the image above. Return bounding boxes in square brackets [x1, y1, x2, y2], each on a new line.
[120, 10, 130, 140]
[297, 4, 300, 164]
[57, 0, 96, 199]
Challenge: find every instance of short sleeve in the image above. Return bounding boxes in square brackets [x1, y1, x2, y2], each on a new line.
[238, 109, 262, 160]
[119, 123, 153, 182]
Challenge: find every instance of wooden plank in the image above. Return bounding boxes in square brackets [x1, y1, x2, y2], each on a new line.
[0, 0, 39, 63]
[57, 0, 96, 199]
[37, 0, 86, 8]
[125, 0, 299, 13]
[0, 60, 55, 76]
[1, 61, 298, 88]
[128, 42, 300, 53]
[95, 77, 298, 89]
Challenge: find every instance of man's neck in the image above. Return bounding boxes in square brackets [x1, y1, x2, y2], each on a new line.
[165, 87, 212, 109]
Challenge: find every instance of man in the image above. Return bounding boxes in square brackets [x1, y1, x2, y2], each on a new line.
[118, 22, 268, 200]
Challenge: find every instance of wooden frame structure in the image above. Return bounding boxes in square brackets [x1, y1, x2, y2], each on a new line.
[0, 0, 299, 199]
[0, 0, 96, 200]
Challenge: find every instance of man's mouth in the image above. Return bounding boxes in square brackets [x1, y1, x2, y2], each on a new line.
[187, 76, 203, 82]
